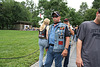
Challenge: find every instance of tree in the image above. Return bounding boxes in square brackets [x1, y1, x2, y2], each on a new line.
[0, 0, 32, 29]
[67, 8, 83, 26]
[78, 2, 88, 16]
[38, 0, 69, 24]
[25, 0, 41, 27]
[84, 8, 97, 21]
[0, 0, 15, 29]
[74, 2, 89, 25]
[92, 0, 100, 9]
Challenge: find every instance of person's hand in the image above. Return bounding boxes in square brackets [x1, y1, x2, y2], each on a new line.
[61, 49, 68, 57]
[76, 57, 84, 67]
[68, 22, 70, 28]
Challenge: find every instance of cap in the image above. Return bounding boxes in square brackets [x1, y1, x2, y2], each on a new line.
[64, 18, 69, 22]
[98, 8, 100, 13]
[52, 11, 60, 17]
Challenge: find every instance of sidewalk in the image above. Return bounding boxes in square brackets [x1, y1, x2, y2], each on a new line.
[30, 41, 77, 67]
[68, 45, 77, 67]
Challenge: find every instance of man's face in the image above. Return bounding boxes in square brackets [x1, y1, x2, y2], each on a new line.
[64, 21, 69, 25]
[96, 12, 100, 24]
[52, 14, 61, 23]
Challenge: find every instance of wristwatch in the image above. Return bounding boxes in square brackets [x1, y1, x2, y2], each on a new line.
[64, 48, 68, 51]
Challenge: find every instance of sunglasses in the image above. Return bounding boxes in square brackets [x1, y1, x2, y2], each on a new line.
[99, 11, 100, 13]
[64, 20, 69, 22]
[98, 9, 100, 13]
[52, 15, 59, 18]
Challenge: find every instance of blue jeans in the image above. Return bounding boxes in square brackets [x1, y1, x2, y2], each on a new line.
[44, 46, 63, 67]
[39, 39, 48, 67]
[74, 34, 77, 42]
[64, 45, 71, 67]
[43, 54, 47, 65]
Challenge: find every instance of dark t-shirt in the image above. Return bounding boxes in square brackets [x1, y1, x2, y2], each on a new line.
[65, 26, 70, 37]
[77, 21, 100, 67]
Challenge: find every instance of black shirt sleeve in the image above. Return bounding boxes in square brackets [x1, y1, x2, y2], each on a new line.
[65, 26, 70, 37]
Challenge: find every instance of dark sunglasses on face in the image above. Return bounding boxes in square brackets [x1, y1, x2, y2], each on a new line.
[64, 21, 68, 23]
[99, 11, 100, 14]
[52, 15, 58, 18]
[98, 9, 100, 13]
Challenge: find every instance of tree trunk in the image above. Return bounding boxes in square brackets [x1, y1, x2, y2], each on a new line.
[2, 24, 4, 29]
[7, 24, 8, 29]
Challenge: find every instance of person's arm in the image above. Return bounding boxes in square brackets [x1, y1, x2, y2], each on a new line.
[69, 27, 74, 36]
[68, 22, 74, 36]
[76, 38, 84, 67]
[61, 26, 70, 57]
[76, 23, 86, 67]
[65, 37, 70, 49]
[45, 26, 49, 51]
[46, 26, 49, 39]
[61, 37, 69, 57]
[46, 30, 48, 39]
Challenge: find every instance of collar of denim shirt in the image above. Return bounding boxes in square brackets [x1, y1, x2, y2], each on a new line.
[52, 21, 61, 27]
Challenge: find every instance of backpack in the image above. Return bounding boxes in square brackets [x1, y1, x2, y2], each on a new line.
[38, 25, 47, 39]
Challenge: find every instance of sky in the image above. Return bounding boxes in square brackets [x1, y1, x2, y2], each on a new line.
[15, 0, 94, 11]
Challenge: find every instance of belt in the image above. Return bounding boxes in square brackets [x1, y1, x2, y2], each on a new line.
[49, 44, 54, 46]
[40, 38, 46, 39]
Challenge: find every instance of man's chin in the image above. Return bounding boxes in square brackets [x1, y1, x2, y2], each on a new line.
[54, 21, 57, 23]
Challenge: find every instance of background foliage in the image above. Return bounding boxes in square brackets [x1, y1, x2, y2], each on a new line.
[0, 0, 100, 29]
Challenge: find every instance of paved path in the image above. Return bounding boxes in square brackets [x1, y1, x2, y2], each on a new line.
[68, 45, 77, 67]
[31, 42, 77, 67]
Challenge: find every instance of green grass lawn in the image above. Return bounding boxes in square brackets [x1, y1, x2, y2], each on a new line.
[0, 30, 45, 67]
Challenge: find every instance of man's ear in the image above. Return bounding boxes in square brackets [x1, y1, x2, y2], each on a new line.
[96, 11, 99, 16]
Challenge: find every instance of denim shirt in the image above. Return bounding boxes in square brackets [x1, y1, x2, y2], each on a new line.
[49, 24, 59, 44]
[48, 22, 67, 52]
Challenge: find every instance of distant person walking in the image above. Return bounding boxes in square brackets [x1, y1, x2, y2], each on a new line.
[73, 25, 78, 42]
[63, 18, 74, 67]
[76, 8, 100, 67]
[38, 18, 50, 67]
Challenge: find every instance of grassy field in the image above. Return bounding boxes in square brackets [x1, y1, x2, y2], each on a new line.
[0, 30, 45, 67]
